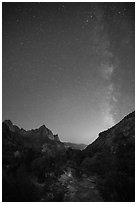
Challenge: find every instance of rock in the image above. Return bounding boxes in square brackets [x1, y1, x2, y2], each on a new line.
[2, 120, 62, 149]
[54, 134, 60, 142]
[83, 111, 135, 158]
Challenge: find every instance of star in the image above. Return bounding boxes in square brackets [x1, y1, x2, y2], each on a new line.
[2, 2, 135, 146]
[85, 19, 89, 23]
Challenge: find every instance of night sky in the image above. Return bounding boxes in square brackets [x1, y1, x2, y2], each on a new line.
[2, 2, 135, 144]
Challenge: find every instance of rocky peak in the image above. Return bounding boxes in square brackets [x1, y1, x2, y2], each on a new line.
[39, 124, 46, 130]
[4, 120, 13, 127]
[3, 120, 16, 132]
[54, 134, 60, 142]
[3, 119, 61, 143]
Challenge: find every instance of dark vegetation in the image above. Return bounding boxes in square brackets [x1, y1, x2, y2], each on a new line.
[2, 111, 135, 201]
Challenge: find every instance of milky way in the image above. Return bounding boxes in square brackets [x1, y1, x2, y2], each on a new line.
[3, 3, 135, 144]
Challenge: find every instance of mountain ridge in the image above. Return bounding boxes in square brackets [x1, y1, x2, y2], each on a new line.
[3, 119, 87, 150]
[3, 119, 60, 142]
[80, 111, 135, 201]
[2, 111, 135, 202]
[3, 110, 135, 151]
[83, 111, 135, 157]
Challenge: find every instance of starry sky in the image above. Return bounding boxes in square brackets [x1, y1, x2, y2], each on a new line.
[2, 2, 135, 144]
